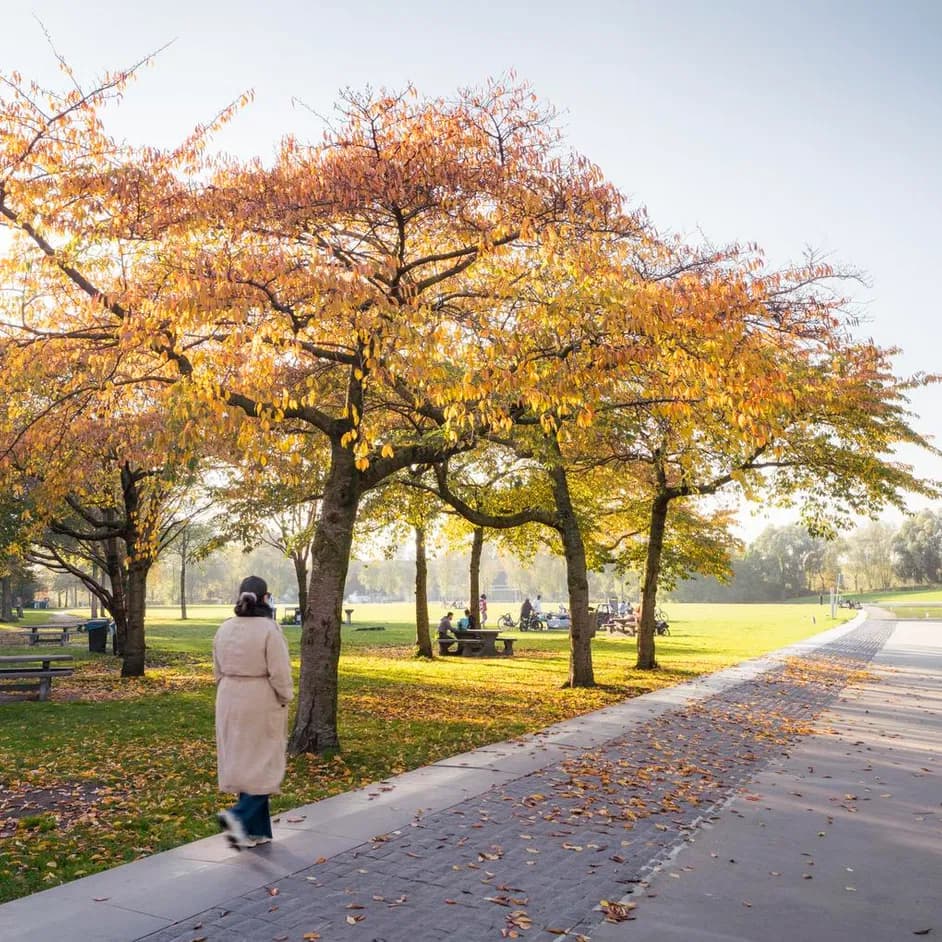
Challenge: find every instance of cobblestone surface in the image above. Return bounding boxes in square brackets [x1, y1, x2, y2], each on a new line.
[138, 621, 891, 942]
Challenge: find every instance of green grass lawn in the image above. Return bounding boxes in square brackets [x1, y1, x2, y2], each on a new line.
[0, 599, 852, 902]
[850, 586, 942, 617]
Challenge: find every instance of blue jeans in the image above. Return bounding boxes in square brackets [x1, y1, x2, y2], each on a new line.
[230, 793, 272, 839]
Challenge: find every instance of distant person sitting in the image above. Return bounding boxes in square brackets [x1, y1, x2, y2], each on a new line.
[438, 612, 455, 638]
[457, 609, 476, 632]
[438, 612, 457, 653]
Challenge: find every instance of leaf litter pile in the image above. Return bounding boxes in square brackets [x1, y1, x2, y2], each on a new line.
[140, 621, 892, 941]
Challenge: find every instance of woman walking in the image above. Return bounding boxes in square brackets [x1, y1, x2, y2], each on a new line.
[213, 575, 294, 849]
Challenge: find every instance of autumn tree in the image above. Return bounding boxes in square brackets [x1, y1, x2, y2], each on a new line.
[576, 245, 938, 668]
[0, 67, 638, 749]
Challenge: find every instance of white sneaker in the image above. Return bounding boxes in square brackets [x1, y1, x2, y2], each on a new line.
[217, 810, 251, 850]
[248, 835, 272, 846]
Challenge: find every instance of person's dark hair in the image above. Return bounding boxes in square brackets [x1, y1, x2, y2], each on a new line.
[234, 576, 272, 617]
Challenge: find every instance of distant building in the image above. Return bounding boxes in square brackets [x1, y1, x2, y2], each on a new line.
[485, 571, 521, 603]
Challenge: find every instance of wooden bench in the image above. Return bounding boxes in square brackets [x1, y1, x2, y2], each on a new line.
[438, 636, 484, 656]
[0, 654, 75, 701]
[26, 625, 73, 646]
[438, 636, 516, 657]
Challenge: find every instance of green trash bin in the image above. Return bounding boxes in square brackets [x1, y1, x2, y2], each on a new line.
[86, 618, 111, 653]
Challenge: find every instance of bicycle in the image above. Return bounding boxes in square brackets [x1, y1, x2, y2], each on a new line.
[654, 608, 670, 636]
[498, 612, 544, 631]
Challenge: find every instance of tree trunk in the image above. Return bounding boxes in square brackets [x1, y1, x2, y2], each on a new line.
[636, 493, 669, 670]
[102, 504, 129, 655]
[90, 563, 100, 618]
[469, 526, 483, 626]
[122, 560, 149, 677]
[548, 465, 594, 687]
[414, 525, 432, 657]
[179, 530, 188, 620]
[289, 444, 361, 755]
[118, 466, 148, 676]
[0, 577, 12, 622]
[292, 551, 309, 616]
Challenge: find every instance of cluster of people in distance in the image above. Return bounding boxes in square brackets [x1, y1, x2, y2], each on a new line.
[519, 594, 543, 623]
[437, 594, 488, 640]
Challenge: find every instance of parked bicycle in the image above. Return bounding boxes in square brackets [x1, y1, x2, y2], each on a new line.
[654, 608, 670, 636]
[497, 612, 544, 631]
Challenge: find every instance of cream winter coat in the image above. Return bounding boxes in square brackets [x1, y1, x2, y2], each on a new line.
[213, 615, 294, 795]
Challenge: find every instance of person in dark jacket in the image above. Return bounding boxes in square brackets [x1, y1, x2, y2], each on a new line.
[520, 597, 533, 624]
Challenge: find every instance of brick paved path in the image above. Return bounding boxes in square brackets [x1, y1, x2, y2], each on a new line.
[140, 621, 891, 942]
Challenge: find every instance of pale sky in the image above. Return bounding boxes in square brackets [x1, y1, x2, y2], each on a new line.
[6, 0, 941, 535]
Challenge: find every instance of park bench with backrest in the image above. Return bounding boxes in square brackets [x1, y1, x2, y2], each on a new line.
[0, 654, 74, 701]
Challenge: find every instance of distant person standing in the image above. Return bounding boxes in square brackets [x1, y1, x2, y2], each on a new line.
[14, 596, 23, 618]
[519, 597, 533, 623]
[532, 594, 543, 616]
[214, 575, 293, 850]
[479, 594, 488, 626]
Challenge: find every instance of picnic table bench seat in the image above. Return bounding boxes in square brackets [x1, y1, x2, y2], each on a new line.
[0, 654, 75, 701]
[437, 633, 515, 657]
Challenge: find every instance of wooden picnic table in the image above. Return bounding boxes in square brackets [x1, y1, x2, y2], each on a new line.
[0, 653, 75, 701]
[24, 623, 77, 646]
[438, 628, 515, 657]
[607, 615, 638, 636]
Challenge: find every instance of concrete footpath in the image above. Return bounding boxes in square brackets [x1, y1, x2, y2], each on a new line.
[0, 611, 938, 941]
[592, 614, 942, 942]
